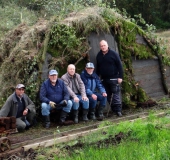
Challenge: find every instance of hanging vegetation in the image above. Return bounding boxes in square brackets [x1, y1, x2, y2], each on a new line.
[0, 6, 168, 109]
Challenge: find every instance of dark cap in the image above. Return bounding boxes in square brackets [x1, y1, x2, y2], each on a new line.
[16, 84, 25, 89]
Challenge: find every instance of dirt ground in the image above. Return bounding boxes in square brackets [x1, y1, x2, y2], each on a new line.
[1, 102, 169, 159]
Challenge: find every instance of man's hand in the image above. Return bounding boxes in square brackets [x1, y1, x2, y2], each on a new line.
[91, 94, 97, 100]
[118, 78, 123, 84]
[82, 96, 88, 101]
[102, 93, 107, 97]
[23, 108, 28, 116]
[49, 101, 56, 108]
[74, 97, 79, 103]
[63, 100, 67, 106]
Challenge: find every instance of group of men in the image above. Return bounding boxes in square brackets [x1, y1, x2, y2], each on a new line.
[0, 40, 123, 132]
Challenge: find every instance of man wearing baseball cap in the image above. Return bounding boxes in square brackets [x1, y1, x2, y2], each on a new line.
[40, 69, 72, 128]
[0, 84, 36, 132]
[81, 62, 107, 120]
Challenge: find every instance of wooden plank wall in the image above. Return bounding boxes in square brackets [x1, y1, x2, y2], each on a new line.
[132, 58, 166, 100]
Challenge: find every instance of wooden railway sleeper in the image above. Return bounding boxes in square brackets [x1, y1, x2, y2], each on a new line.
[0, 137, 11, 152]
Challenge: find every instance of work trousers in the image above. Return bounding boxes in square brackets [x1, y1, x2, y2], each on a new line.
[102, 79, 122, 112]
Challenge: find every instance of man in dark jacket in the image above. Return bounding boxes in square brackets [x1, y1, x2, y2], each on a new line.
[40, 69, 72, 128]
[81, 62, 107, 120]
[0, 84, 36, 132]
[96, 40, 123, 116]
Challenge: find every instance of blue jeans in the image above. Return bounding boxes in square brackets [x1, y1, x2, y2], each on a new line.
[88, 93, 107, 109]
[71, 94, 89, 110]
[41, 100, 72, 116]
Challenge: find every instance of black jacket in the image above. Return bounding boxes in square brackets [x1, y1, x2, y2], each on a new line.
[96, 48, 123, 79]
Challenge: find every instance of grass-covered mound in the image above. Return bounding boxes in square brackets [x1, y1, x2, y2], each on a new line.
[0, 6, 168, 108]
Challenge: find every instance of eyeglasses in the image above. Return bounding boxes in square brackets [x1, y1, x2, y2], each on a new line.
[17, 88, 25, 91]
[87, 68, 94, 69]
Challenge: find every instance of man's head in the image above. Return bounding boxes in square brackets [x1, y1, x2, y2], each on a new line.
[49, 69, 58, 84]
[67, 64, 75, 76]
[15, 84, 25, 97]
[85, 62, 94, 75]
[100, 40, 109, 54]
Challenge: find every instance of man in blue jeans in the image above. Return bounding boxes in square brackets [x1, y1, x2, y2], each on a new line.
[40, 69, 72, 128]
[61, 64, 89, 123]
[81, 62, 107, 120]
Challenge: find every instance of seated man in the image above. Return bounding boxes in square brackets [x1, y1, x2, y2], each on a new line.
[0, 84, 36, 132]
[81, 62, 107, 120]
[61, 64, 89, 123]
[40, 69, 72, 128]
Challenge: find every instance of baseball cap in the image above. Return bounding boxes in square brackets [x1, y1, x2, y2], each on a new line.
[49, 69, 58, 76]
[86, 62, 95, 69]
[16, 84, 25, 89]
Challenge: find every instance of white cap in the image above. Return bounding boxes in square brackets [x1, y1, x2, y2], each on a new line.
[86, 62, 95, 68]
[49, 70, 58, 75]
[16, 84, 25, 89]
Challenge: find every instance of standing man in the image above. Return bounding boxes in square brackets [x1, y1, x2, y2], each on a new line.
[61, 64, 89, 123]
[81, 62, 107, 120]
[0, 84, 36, 132]
[40, 69, 72, 128]
[96, 40, 123, 116]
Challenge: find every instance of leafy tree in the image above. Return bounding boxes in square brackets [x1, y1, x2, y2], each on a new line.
[114, 0, 170, 29]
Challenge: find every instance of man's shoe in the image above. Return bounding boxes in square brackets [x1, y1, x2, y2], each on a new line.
[116, 112, 122, 117]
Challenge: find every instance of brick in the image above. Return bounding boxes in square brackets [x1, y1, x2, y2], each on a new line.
[10, 117, 16, 123]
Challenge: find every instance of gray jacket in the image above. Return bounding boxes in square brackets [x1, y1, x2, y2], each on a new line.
[0, 92, 36, 117]
[61, 73, 87, 98]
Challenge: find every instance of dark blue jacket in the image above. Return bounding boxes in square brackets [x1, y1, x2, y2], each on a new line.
[80, 70, 106, 96]
[40, 78, 69, 104]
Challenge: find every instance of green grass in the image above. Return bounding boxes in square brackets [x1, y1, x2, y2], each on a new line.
[41, 113, 170, 160]
[0, 2, 38, 38]
[155, 30, 170, 56]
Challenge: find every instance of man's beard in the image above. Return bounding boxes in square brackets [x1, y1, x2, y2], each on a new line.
[51, 80, 57, 83]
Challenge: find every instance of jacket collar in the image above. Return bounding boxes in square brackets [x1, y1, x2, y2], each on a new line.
[12, 92, 25, 103]
[84, 70, 96, 78]
[67, 72, 76, 79]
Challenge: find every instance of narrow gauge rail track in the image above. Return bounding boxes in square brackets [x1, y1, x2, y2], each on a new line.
[0, 111, 166, 159]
